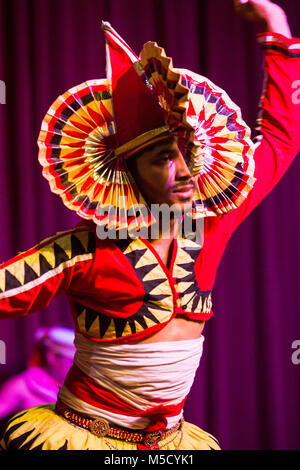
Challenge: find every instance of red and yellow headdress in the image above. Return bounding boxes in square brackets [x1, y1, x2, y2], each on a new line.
[37, 22, 255, 232]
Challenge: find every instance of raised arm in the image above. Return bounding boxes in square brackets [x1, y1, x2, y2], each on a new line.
[222, 0, 300, 233]
[197, 1, 300, 289]
[233, 0, 292, 38]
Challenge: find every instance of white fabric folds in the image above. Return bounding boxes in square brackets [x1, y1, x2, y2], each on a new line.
[59, 334, 204, 429]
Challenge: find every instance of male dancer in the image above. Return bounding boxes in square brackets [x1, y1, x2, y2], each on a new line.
[0, 0, 299, 450]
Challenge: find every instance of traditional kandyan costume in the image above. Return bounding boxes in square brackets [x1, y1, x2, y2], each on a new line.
[0, 24, 300, 450]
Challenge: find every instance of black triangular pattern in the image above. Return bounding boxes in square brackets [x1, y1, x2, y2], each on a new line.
[128, 320, 136, 335]
[30, 440, 46, 450]
[192, 290, 208, 312]
[3, 420, 28, 446]
[143, 292, 152, 303]
[39, 253, 53, 275]
[134, 262, 158, 280]
[178, 273, 194, 284]
[189, 291, 200, 312]
[5, 428, 35, 450]
[175, 245, 202, 298]
[177, 242, 201, 263]
[24, 261, 39, 284]
[71, 234, 86, 258]
[177, 263, 195, 282]
[100, 308, 162, 338]
[76, 301, 164, 339]
[99, 315, 111, 338]
[174, 252, 195, 282]
[19, 432, 42, 450]
[124, 246, 171, 306]
[176, 254, 198, 302]
[5, 269, 22, 291]
[128, 301, 166, 327]
[113, 238, 134, 253]
[144, 292, 170, 303]
[113, 317, 128, 338]
[74, 301, 86, 318]
[57, 439, 69, 450]
[149, 293, 171, 302]
[180, 281, 198, 296]
[175, 260, 194, 274]
[5, 411, 27, 426]
[124, 248, 147, 270]
[181, 244, 202, 262]
[204, 291, 212, 310]
[85, 308, 99, 332]
[142, 277, 170, 297]
[142, 308, 161, 325]
[134, 315, 148, 330]
[54, 242, 70, 267]
[131, 303, 161, 327]
[146, 300, 171, 313]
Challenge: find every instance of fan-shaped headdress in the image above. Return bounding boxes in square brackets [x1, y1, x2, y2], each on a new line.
[37, 22, 255, 232]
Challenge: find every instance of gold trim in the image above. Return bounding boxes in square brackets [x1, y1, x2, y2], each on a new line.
[115, 126, 170, 159]
[90, 417, 110, 437]
[144, 430, 163, 446]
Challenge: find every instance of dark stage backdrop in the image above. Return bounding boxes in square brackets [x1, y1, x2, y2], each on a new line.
[0, 0, 300, 450]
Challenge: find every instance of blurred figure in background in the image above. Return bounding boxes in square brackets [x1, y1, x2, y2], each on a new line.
[0, 327, 75, 421]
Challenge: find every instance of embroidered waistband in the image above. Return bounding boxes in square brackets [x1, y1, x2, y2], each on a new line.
[55, 399, 183, 448]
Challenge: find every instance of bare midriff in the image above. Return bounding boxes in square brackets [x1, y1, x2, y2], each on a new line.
[136, 317, 205, 344]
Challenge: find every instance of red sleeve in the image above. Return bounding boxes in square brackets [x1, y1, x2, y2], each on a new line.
[220, 33, 300, 234]
[0, 226, 95, 319]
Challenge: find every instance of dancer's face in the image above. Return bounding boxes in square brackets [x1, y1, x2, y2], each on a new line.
[127, 137, 195, 208]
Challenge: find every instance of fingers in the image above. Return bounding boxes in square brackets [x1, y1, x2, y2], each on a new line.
[233, 0, 248, 5]
[234, 0, 272, 6]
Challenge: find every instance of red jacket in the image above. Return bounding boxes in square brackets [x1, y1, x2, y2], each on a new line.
[1, 33, 300, 343]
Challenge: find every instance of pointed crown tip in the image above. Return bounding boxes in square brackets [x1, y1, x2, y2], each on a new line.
[101, 21, 112, 32]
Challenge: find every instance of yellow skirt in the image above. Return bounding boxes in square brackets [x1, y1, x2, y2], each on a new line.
[0, 404, 220, 450]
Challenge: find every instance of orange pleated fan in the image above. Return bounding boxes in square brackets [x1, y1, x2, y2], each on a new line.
[37, 22, 256, 232]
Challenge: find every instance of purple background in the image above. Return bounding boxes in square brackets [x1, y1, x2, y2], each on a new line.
[0, 0, 300, 449]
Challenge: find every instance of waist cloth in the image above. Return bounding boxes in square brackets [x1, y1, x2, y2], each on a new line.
[0, 335, 221, 450]
[59, 334, 205, 430]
